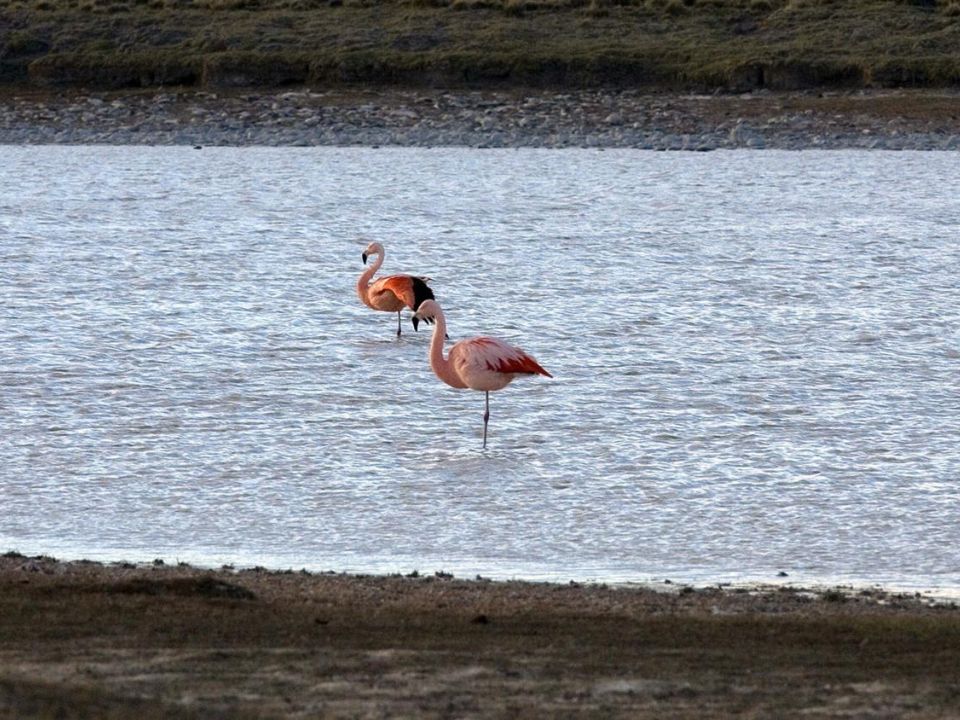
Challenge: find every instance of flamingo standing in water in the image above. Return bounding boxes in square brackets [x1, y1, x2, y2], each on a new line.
[357, 241, 435, 337]
[413, 299, 552, 448]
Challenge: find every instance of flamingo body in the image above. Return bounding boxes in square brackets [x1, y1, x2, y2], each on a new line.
[357, 242, 435, 336]
[365, 274, 434, 314]
[414, 299, 552, 447]
[448, 336, 553, 392]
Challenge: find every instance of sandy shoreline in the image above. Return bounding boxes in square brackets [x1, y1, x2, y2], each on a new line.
[2, 552, 959, 719]
[2, 87, 960, 149]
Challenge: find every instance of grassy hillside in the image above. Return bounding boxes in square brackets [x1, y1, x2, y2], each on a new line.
[1, 0, 960, 91]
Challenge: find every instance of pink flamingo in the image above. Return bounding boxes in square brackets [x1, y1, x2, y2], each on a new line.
[413, 299, 553, 448]
[357, 241, 435, 337]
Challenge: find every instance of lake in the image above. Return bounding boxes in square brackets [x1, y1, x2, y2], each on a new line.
[2, 146, 958, 593]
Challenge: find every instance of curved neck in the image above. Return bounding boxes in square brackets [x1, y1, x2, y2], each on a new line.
[356, 252, 384, 306]
[429, 308, 467, 389]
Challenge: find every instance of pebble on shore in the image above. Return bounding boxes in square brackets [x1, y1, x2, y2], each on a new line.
[2, 87, 959, 149]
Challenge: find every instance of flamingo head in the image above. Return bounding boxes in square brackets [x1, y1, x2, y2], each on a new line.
[413, 300, 449, 339]
[413, 299, 441, 329]
[361, 241, 384, 265]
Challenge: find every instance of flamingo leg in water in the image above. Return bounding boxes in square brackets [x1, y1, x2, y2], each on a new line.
[396, 311, 402, 337]
[482, 391, 490, 449]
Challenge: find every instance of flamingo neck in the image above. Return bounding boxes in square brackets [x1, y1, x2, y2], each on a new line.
[429, 308, 467, 389]
[356, 252, 383, 307]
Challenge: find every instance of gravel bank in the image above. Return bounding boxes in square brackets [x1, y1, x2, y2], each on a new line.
[3, 87, 960, 149]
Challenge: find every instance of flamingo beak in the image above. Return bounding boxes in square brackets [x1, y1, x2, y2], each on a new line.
[412, 316, 420, 332]
[362, 252, 368, 264]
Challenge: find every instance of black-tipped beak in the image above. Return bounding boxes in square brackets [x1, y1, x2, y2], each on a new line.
[362, 253, 368, 264]
[412, 316, 420, 332]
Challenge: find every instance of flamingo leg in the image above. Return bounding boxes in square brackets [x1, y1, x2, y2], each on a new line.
[482, 391, 490, 449]
[396, 311, 402, 337]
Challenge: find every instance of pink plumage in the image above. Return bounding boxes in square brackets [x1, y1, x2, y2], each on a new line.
[451, 337, 553, 389]
[357, 241, 435, 337]
[413, 300, 552, 447]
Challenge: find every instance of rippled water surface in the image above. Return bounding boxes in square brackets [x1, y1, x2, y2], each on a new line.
[2, 147, 959, 590]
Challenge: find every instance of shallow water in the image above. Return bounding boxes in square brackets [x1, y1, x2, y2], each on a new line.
[2, 146, 959, 591]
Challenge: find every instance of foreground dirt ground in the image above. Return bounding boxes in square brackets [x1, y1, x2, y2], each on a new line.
[1, 554, 959, 719]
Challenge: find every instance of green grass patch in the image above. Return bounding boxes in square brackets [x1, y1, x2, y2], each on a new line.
[2, 0, 960, 89]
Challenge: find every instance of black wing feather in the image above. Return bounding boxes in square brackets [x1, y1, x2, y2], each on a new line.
[410, 276, 436, 310]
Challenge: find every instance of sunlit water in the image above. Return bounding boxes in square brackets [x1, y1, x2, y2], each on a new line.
[2, 146, 959, 593]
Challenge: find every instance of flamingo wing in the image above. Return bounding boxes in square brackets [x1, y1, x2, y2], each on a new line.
[370, 274, 435, 310]
[457, 337, 553, 378]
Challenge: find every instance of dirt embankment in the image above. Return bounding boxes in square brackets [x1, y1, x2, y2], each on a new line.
[4, 1, 960, 148]
[2, 553, 959, 718]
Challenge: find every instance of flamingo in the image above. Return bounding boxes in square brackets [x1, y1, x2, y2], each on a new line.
[413, 299, 552, 448]
[357, 241, 435, 337]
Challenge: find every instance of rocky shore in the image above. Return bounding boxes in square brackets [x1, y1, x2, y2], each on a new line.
[3, 87, 960, 149]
